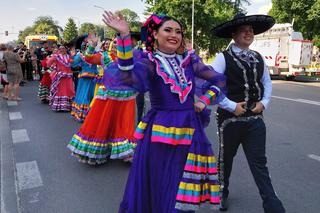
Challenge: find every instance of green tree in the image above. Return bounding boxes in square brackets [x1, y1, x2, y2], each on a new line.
[33, 16, 61, 36]
[78, 23, 96, 35]
[116, 9, 142, 32]
[269, 0, 319, 40]
[78, 23, 107, 40]
[18, 16, 62, 43]
[144, 0, 248, 54]
[63, 18, 78, 43]
[104, 8, 143, 40]
[95, 25, 106, 39]
[18, 26, 35, 43]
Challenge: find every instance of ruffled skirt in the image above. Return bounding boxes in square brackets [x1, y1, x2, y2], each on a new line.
[119, 109, 221, 212]
[49, 74, 75, 111]
[71, 76, 96, 122]
[67, 95, 137, 165]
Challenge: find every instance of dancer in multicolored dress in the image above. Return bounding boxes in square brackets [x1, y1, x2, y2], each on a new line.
[67, 35, 137, 165]
[102, 12, 226, 212]
[38, 52, 53, 103]
[47, 45, 75, 111]
[70, 35, 98, 122]
[89, 38, 116, 107]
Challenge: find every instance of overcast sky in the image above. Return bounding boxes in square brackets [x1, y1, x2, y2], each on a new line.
[0, 0, 272, 43]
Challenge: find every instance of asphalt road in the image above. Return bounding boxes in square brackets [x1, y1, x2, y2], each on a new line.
[1, 80, 320, 213]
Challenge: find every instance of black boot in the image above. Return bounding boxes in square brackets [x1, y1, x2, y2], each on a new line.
[220, 194, 228, 211]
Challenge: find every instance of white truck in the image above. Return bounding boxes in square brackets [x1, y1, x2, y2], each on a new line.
[250, 23, 313, 78]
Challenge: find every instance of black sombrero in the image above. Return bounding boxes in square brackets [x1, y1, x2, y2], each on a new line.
[69, 35, 88, 50]
[211, 13, 275, 38]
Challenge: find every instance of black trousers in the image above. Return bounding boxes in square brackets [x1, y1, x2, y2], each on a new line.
[20, 63, 27, 79]
[26, 61, 33, 81]
[136, 93, 145, 123]
[219, 117, 285, 213]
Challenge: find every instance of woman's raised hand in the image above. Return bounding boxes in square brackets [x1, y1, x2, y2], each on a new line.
[87, 33, 99, 47]
[102, 11, 130, 37]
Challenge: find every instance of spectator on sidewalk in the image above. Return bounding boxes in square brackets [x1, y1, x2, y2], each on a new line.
[4, 45, 26, 101]
[0, 43, 9, 98]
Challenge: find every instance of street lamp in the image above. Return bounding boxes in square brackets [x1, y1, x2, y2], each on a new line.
[93, 5, 106, 39]
[191, 0, 194, 49]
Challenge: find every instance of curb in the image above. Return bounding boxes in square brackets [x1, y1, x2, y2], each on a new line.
[294, 76, 320, 82]
[0, 98, 20, 213]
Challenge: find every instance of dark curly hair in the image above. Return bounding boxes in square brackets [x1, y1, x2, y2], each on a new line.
[141, 14, 184, 52]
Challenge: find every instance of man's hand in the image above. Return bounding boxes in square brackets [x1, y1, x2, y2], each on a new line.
[194, 101, 206, 112]
[251, 101, 264, 114]
[233, 101, 246, 116]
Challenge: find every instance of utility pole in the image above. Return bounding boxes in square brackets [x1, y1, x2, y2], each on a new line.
[191, 0, 195, 49]
[93, 5, 106, 39]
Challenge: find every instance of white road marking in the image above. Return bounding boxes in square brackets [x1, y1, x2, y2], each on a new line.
[11, 129, 30, 144]
[308, 154, 320, 162]
[16, 161, 43, 191]
[296, 99, 320, 106]
[9, 112, 22, 120]
[28, 192, 40, 203]
[272, 96, 320, 106]
[7, 101, 17, 106]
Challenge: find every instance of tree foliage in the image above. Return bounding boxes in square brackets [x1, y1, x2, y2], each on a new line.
[18, 26, 35, 43]
[63, 18, 78, 43]
[78, 23, 96, 35]
[18, 16, 61, 43]
[116, 9, 142, 32]
[144, 0, 248, 54]
[33, 16, 61, 36]
[269, 0, 319, 40]
[95, 25, 106, 40]
[78, 23, 105, 40]
[105, 9, 143, 39]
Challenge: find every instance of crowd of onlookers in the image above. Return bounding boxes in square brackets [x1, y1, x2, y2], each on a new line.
[0, 42, 57, 101]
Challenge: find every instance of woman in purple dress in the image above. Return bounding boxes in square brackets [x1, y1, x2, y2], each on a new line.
[101, 12, 226, 212]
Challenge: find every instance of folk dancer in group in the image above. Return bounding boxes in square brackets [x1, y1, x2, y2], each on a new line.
[47, 45, 75, 111]
[102, 12, 227, 212]
[70, 35, 98, 122]
[67, 34, 137, 165]
[38, 51, 54, 103]
[130, 31, 145, 123]
[89, 37, 117, 107]
[211, 13, 286, 212]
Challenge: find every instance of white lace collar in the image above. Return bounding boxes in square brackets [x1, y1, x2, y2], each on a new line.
[155, 49, 176, 58]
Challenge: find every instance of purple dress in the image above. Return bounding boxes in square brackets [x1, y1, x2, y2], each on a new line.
[107, 35, 226, 212]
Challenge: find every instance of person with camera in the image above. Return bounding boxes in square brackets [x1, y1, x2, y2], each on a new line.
[4, 44, 26, 101]
[15, 42, 27, 83]
[211, 13, 286, 212]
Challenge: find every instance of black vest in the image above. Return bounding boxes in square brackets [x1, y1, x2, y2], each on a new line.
[217, 48, 265, 123]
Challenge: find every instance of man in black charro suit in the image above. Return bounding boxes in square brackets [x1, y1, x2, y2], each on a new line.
[211, 13, 286, 213]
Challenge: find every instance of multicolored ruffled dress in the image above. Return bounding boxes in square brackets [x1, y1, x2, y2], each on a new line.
[90, 65, 104, 106]
[70, 52, 98, 122]
[47, 54, 75, 111]
[110, 35, 226, 212]
[38, 57, 52, 103]
[66, 47, 137, 165]
[88, 50, 116, 107]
